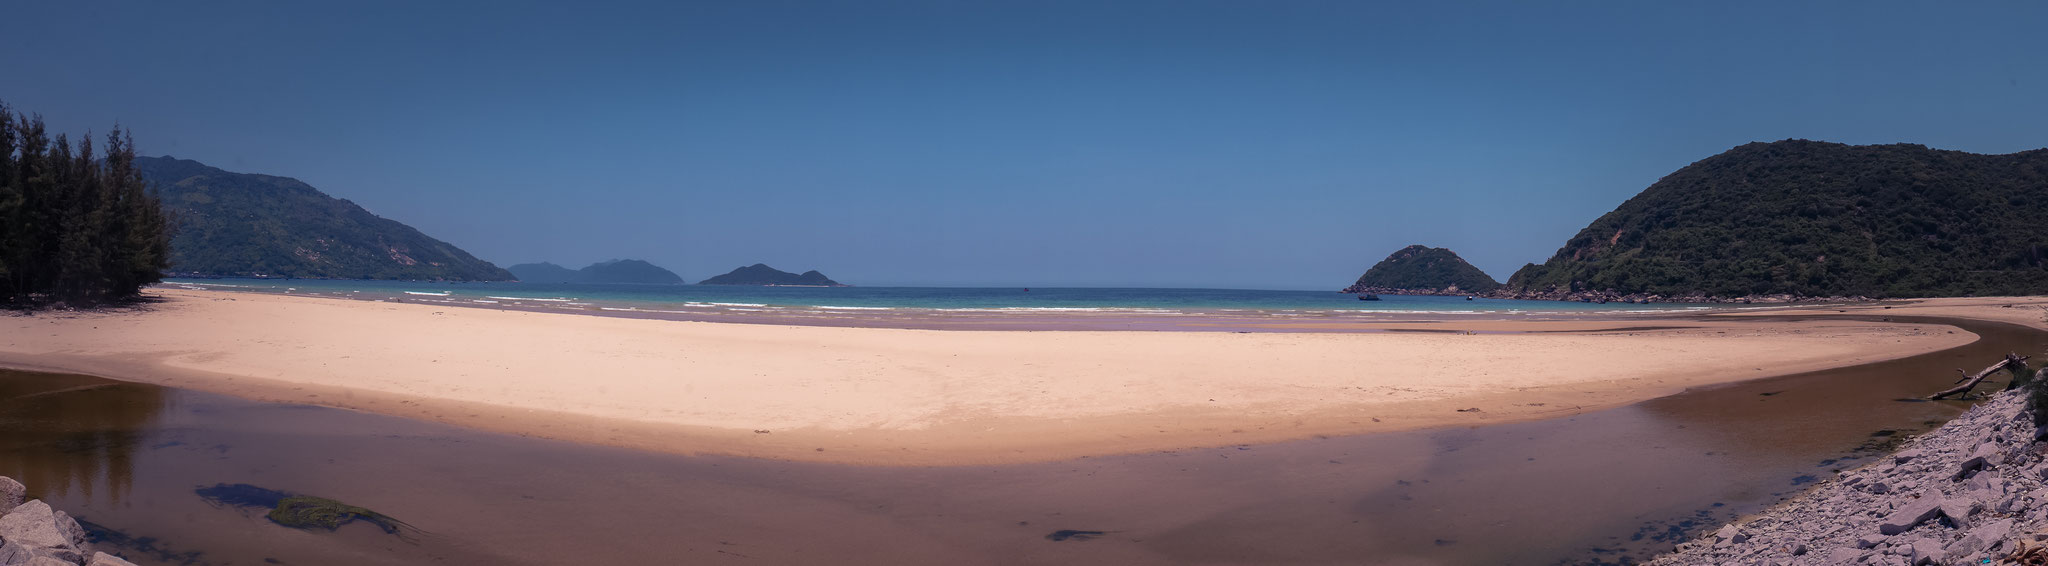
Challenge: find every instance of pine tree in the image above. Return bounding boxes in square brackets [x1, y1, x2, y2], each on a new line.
[0, 100, 173, 307]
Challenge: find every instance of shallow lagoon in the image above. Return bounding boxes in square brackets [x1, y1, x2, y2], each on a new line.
[1, 316, 2036, 565]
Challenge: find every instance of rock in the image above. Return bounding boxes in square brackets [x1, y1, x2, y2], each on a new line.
[1953, 442, 1998, 480]
[1856, 533, 1886, 548]
[1937, 499, 1976, 529]
[1867, 481, 1891, 494]
[86, 552, 139, 566]
[0, 477, 22, 514]
[1894, 449, 1924, 464]
[1945, 517, 2012, 557]
[50, 511, 84, 547]
[0, 501, 81, 562]
[1879, 494, 1945, 535]
[1906, 537, 1945, 565]
[1824, 547, 1865, 564]
[0, 539, 30, 566]
[24, 556, 71, 566]
[1715, 524, 1746, 544]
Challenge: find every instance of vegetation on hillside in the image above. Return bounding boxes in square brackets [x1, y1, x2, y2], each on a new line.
[1507, 140, 2048, 298]
[1342, 245, 1500, 293]
[699, 264, 844, 286]
[507, 259, 684, 284]
[137, 156, 512, 281]
[0, 101, 173, 307]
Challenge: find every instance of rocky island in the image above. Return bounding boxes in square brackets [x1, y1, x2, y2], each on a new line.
[506, 259, 685, 285]
[698, 264, 846, 286]
[1341, 245, 1501, 296]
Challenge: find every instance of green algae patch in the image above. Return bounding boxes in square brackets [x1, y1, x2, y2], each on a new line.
[267, 495, 408, 534]
[196, 483, 418, 538]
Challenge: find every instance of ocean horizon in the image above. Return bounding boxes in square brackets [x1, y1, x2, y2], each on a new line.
[161, 277, 1728, 319]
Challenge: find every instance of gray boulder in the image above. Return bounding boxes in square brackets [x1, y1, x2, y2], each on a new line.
[86, 552, 139, 566]
[0, 501, 82, 563]
[1945, 517, 2013, 557]
[1906, 537, 1944, 565]
[0, 537, 31, 566]
[0, 477, 22, 514]
[1879, 494, 1946, 535]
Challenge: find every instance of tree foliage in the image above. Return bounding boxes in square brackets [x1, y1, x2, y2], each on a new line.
[1507, 140, 2048, 298]
[0, 101, 173, 307]
[137, 156, 513, 281]
[1344, 245, 1501, 293]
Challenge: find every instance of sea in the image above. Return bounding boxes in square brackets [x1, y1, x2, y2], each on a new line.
[160, 278, 1731, 322]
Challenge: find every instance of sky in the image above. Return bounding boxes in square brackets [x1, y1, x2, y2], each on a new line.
[5, 1, 2045, 288]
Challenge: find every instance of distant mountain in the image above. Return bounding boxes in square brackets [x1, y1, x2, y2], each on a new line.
[698, 264, 846, 286]
[505, 262, 582, 284]
[137, 156, 512, 280]
[1503, 140, 2048, 299]
[1342, 245, 1500, 295]
[507, 259, 685, 284]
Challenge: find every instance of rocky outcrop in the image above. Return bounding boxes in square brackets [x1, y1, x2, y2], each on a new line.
[1651, 389, 2048, 565]
[0, 477, 138, 566]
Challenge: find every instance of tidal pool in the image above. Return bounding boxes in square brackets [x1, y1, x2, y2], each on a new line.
[0, 316, 2038, 565]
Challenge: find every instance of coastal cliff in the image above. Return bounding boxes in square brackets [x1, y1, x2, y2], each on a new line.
[1655, 370, 2048, 565]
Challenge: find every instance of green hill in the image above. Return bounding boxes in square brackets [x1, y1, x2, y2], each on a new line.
[1504, 140, 2048, 299]
[1342, 245, 1500, 294]
[509, 259, 684, 284]
[699, 264, 845, 286]
[505, 262, 582, 284]
[138, 156, 512, 280]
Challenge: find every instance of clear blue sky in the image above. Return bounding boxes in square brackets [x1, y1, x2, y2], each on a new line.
[7, 1, 2044, 288]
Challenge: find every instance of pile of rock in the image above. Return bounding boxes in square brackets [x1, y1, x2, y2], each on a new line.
[1651, 389, 2048, 565]
[0, 477, 134, 566]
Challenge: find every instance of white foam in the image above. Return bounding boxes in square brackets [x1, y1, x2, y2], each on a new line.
[812, 305, 892, 310]
[486, 296, 576, 302]
[708, 302, 768, 307]
[404, 291, 451, 296]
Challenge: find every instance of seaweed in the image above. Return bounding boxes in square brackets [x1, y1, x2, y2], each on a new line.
[267, 496, 412, 534]
[194, 483, 419, 539]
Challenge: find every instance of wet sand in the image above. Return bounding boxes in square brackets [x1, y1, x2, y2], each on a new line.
[0, 288, 1991, 464]
[3, 315, 2041, 565]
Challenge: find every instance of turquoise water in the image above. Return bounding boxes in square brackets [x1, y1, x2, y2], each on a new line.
[162, 278, 1722, 318]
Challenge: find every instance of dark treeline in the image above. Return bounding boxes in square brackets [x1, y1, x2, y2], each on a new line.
[0, 100, 173, 307]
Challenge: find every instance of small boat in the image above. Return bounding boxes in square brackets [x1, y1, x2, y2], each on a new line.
[1357, 294, 1380, 301]
[1465, 296, 1474, 301]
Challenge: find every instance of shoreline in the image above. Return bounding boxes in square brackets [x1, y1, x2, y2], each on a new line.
[2, 289, 2039, 466]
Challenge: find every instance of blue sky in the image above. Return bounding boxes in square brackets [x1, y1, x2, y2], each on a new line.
[6, 1, 2044, 288]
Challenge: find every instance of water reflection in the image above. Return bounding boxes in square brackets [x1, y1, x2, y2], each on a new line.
[0, 370, 169, 505]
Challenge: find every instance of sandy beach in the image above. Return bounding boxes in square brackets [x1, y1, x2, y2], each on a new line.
[2, 289, 2036, 465]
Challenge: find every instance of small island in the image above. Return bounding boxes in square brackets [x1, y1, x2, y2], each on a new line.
[698, 264, 847, 286]
[506, 259, 685, 285]
[1341, 245, 1501, 296]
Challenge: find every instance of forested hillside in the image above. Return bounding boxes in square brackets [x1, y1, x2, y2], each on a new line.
[1506, 140, 2048, 299]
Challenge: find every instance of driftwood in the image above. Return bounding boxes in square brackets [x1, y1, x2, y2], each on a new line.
[1929, 353, 2031, 400]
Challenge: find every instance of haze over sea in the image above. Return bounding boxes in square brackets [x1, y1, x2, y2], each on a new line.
[163, 278, 1723, 320]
